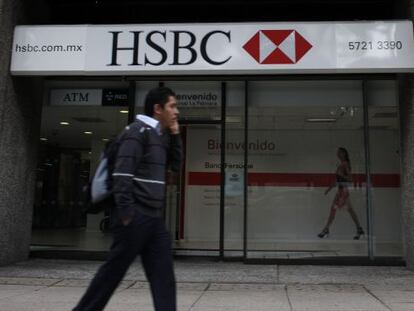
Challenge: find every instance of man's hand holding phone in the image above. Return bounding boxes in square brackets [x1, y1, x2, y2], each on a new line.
[170, 120, 180, 135]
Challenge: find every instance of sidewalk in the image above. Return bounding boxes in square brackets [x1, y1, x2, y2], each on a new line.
[0, 259, 413, 310]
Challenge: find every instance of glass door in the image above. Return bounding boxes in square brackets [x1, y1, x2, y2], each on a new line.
[33, 80, 129, 252]
[163, 81, 223, 255]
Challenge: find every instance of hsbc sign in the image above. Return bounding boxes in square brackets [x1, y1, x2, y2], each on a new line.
[106, 30, 232, 67]
[10, 21, 414, 75]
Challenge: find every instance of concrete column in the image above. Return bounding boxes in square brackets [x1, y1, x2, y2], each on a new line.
[399, 75, 414, 270]
[399, 0, 414, 271]
[0, 0, 42, 265]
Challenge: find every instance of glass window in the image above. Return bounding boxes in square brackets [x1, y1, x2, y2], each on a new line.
[165, 81, 222, 121]
[246, 81, 368, 259]
[33, 78, 401, 262]
[163, 81, 222, 254]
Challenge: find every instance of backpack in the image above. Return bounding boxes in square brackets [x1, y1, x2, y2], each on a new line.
[85, 123, 150, 214]
[86, 139, 120, 214]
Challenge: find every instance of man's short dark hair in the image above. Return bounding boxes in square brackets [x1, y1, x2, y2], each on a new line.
[144, 87, 176, 117]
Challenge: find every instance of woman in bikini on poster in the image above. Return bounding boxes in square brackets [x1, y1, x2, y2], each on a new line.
[317, 147, 365, 240]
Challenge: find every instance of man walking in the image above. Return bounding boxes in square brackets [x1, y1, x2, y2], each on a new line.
[74, 86, 181, 311]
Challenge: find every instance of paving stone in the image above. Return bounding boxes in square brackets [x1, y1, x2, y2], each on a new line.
[0, 259, 413, 310]
[280, 265, 414, 288]
[130, 280, 150, 289]
[105, 304, 154, 311]
[108, 288, 202, 310]
[190, 289, 290, 311]
[0, 277, 61, 286]
[0, 301, 76, 311]
[368, 289, 414, 304]
[174, 261, 278, 284]
[387, 302, 414, 311]
[53, 278, 134, 288]
[0, 285, 44, 300]
[287, 284, 390, 311]
[2, 286, 85, 303]
[208, 283, 283, 291]
[177, 282, 209, 291]
[130, 281, 208, 291]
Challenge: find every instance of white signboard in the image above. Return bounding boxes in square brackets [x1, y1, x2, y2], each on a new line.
[12, 25, 87, 74]
[50, 89, 102, 106]
[10, 21, 414, 75]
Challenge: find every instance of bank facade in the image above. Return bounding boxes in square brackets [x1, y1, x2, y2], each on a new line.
[2, 0, 414, 268]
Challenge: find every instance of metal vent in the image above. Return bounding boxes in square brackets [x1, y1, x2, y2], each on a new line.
[72, 117, 106, 123]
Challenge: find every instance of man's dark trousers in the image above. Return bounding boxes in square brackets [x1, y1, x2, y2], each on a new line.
[73, 211, 176, 311]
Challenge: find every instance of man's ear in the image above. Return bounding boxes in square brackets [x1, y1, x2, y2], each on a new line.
[153, 103, 163, 116]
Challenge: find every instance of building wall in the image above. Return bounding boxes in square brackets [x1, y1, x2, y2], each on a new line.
[396, 0, 414, 271]
[399, 76, 414, 270]
[0, 0, 42, 265]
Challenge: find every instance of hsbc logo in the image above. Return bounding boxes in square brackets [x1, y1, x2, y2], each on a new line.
[243, 30, 312, 64]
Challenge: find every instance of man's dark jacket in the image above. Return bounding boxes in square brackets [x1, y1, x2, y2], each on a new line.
[111, 116, 182, 220]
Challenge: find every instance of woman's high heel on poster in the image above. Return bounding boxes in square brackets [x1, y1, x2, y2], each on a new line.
[353, 227, 365, 240]
[318, 228, 329, 238]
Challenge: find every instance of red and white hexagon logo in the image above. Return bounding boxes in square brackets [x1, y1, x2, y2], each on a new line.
[243, 30, 312, 64]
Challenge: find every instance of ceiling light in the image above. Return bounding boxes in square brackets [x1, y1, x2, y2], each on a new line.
[84, 131, 93, 135]
[60, 121, 70, 126]
[120, 110, 129, 114]
[306, 118, 337, 123]
[40, 137, 48, 141]
[102, 138, 109, 142]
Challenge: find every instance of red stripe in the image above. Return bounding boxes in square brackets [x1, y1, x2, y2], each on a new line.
[370, 174, 401, 188]
[188, 172, 221, 186]
[188, 172, 400, 188]
[249, 173, 332, 187]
